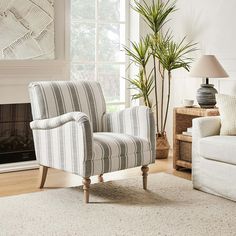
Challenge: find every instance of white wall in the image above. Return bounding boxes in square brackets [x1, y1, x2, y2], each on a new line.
[3, 0, 235, 140]
[163, 0, 236, 144]
[0, 0, 69, 104]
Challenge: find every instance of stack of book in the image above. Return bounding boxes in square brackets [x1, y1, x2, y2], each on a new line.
[182, 127, 192, 136]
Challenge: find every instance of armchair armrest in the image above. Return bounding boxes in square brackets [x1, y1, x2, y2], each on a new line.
[103, 106, 156, 156]
[31, 112, 93, 177]
[30, 112, 91, 130]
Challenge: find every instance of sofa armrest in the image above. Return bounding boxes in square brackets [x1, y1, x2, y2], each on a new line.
[192, 116, 221, 139]
[30, 112, 90, 130]
[192, 116, 221, 155]
[192, 116, 221, 185]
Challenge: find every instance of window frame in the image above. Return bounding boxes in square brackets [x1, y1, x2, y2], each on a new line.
[65, 0, 131, 109]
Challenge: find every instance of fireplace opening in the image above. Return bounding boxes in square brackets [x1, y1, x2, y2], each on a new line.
[0, 103, 36, 164]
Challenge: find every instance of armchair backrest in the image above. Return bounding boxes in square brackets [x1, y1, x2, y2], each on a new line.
[29, 81, 106, 132]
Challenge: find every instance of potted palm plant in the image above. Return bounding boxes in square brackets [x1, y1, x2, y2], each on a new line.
[125, 0, 197, 159]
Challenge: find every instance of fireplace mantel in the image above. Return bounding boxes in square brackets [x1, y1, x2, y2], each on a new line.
[0, 60, 68, 84]
[0, 60, 69, 104]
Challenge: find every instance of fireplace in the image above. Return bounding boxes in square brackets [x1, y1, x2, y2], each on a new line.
[0, 103, 36, 164]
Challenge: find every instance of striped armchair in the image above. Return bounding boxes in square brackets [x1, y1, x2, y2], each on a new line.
[29, 81, 155, 203]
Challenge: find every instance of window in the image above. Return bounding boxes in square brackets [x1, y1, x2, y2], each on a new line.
[70, 0, 129, 112]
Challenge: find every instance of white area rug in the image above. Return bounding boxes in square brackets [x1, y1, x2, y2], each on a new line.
[0, 173, 235, 236]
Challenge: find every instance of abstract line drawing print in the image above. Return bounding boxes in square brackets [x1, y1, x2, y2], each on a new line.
[0, 0, 55, 60]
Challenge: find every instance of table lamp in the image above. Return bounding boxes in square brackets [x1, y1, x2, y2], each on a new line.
[190, 55, 229, 108]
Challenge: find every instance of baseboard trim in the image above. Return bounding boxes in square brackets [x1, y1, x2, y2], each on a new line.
[0, 161, 39, 173]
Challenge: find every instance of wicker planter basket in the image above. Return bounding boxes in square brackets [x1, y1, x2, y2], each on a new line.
[156, 134, 170, 159]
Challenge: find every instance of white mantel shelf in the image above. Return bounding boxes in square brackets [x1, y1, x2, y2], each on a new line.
[0, 60, 68, 85]
[0, 60, 66, 68]
[0, 60, 69, 104]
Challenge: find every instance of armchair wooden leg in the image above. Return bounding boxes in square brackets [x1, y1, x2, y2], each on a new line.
[39, 165, 48, 189]
[141, 165, 149, 190]
[83, 177, 91, 203]
[98, 174, 104, 182]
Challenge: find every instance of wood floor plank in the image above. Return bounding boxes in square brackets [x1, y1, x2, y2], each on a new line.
[0, 157, 191, 197]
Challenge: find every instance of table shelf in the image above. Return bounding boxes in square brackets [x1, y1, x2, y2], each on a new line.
[173, 107, 219, 170]
[176, 134, 192, 142]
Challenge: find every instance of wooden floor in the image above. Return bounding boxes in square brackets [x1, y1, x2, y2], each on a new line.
[0, 156, 191, 198]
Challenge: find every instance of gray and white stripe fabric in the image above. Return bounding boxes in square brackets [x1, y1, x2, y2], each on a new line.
[103, 106, 156, 162]
[92, 132, 152, 176]
[32, 128, 152, 177]
[30, 112, 90, 130]
[29, 81, 155, 178]
[31, 111, 93, 177]
[29, 81, 106, 132]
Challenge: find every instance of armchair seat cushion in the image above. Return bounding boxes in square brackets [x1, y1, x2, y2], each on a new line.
[92, 133, 152, 171]
[199, 136, 236, 165]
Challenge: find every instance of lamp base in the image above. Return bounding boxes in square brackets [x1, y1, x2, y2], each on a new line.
[198, 104, 217, 109]
[197, 84, 218, 108]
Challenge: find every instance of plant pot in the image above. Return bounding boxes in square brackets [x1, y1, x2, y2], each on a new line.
[156, 133, 170, 159]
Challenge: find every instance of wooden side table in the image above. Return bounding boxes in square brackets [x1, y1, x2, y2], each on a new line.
[173, 107, 219, 170]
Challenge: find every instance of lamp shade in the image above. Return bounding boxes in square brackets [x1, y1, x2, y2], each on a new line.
[190, 55, 229, 78]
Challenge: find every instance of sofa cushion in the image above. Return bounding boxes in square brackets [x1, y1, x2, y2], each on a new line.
[216, 94, 236, 135]
[199, 136, 236, 165]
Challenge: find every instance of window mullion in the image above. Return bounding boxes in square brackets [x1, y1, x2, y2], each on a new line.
[125, 0, 130, 108]
[69, 0, 130, 111]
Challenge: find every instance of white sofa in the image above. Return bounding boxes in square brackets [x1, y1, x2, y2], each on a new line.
[192, 116, 236, 201]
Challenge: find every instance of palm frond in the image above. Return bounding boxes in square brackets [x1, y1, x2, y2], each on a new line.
[133, 0, 176, 35]
[123, 36, 150, 68]
[154, 34, 198, 72]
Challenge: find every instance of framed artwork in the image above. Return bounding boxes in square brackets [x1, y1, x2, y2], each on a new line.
[0, 0, 55, 60]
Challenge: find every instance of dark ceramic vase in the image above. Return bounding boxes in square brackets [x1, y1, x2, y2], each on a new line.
[196, 84, 218, 108]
